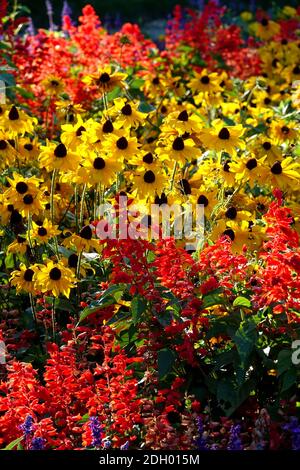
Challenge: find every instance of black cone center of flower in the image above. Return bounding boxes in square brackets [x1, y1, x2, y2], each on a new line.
[179, 179, 191, 195]
[16, 181, 28, 194]
[257, 203, 266, 212]
[281, 126, 289, 134]
[121, 104, 132, 116]
[218, 127, 230, 140]
[99, 72, 110, 83]
[24, 268, 34, 282]
[178, 110, 188, 121]
[102, 120, 114, 133]
[223, 228, 235, 241]
[51, 80, 60, 86]
[264, 97, 271, 105]
[197, 195, 209, 207]
[116, 137, 128, 150]
[225, 206, 237, 219]
[293, 65, 300, 75]
[38, 227, 47, 236]
[246, 158, 257, 170]
[8, 106, 19, 120]
[23, 194, 33, 205]
[143, 170, 156, 184]
[262, 141, 271, 150]
[7, 204, 14, 212]
[76, 126, 86, 136]
[152, 77, 159, 85]
[160, 193, 168, 204]
[271, 161, 282, 174]
[223, 161, 230, 172]
[68, 253, 78, 268]
[172, 137, 184, 151]
[261, 18, 269, 26]
[80, 225, 93, 239]
[54, 143, 67, 158]
[93, 157, 106, 170]
[143, 153, 154, 164]
[11, 210, 22, 224]
[0, 140, 7, 150]
[201, 75, 210, 84]
[49, 267, 62, 280]
[155, 192, 168, 205]
[24, 143, 33, 151]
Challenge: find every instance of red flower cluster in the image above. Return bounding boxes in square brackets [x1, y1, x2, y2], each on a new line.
[253, 192, 300, 320]
[165, 2, 261, 79]
[0, 326, 143, 449]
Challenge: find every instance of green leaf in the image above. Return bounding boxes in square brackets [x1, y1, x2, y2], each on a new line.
[131, 296, 147, 324]
[138, 102, 155, 113]
[222, 116, 236, 126]
[281, 368, 297, 392]
[47, 297, 76, 313]
[217, 381, 237, 407]
[158, 349, 176, 379]
[233, 296, 251, 308]
[77, 413, 89, 424]
[106, 86, 121, 102]
[233, 319, 257, 369]
[130, 78, 144, 89]
[202, 289, 224, 308]
[16, 86, 35, 99]
[0, 72, 16, 87]
[78, 284, 127, 323]
[1, 437, 23, 450]
[4, 253, 14, 269]
[277, 349, 292, 376]
[0, 41, 11, 51]
[213, 350, 237, 370]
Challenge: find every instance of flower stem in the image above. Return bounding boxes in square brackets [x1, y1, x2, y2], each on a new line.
[76, 250, 83, 280]
[74, 184, 79, 233]
[170, 161, 178, 191]
[79, 184, 87, 227]
[29, 293, 38, 328]
[50, 169, 57, 225]
[51, 297, 56, 342]
[27, 212, 35, 258]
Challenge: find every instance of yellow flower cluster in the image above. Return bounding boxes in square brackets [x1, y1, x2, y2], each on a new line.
[1, 39, 300, 297]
